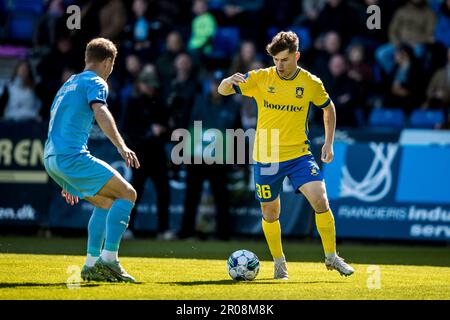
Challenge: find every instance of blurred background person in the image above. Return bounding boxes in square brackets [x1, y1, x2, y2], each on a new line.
[375, 0, 436, 75]
[98, 0, 127, 42]
[385, 43, 423, 114]
[36, 34, 77, 120]
[321, 54, 360, 127]
[121, 65, 172, 240]
[156, 31, 185, 102]
[1, 60, 41, 122]
[229, 40, 257, 75]
[425, 48, 450, 110]
[167, 53, 201, 134]
[178, 71, 241, 241]
[310, 30, 342, 79]
[188, 0, 217, 57]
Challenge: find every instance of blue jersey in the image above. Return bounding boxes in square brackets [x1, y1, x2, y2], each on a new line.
[44, 70, 108, 158]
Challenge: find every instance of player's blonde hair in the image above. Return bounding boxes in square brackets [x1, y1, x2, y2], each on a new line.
[266, 31, 299, 56]
[85, 38, 118, 63]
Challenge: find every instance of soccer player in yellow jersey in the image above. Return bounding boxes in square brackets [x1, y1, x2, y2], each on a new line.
[218, 31, 354, 279]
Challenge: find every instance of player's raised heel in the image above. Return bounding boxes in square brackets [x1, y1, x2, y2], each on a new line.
[325, 255, 354, 277]
[274, 261, 289, 280]
[94, 257, 136, 283]
[81, 265, 115, 282]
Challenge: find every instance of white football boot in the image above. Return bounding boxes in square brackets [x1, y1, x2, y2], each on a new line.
[274, 259, 289, 280]
[325, 254, 354, 277]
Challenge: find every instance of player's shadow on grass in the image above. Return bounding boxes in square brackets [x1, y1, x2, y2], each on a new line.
[158, 279, 345, 286]
[0, 282, 100, 289]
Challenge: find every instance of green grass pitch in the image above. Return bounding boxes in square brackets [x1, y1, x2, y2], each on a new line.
[0, 236, 449, 300]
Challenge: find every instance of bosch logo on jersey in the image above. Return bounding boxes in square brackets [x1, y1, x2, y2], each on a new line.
[263, 100, 303, 112]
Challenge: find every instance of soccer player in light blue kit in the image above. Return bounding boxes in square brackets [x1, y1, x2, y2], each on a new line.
[44, 38, 140, 283]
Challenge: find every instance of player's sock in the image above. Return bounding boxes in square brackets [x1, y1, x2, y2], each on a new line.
[85, 254, 99, 267]
[315, 209, 336, 257]
[103, 199, 134, 258]
[86, 207, 108, 259]
[261, 218, 284, 260]
[101, 249, 118, 262]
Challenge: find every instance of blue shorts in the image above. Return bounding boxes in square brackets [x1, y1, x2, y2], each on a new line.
[253, 154, 324, 202]
[44, 153, 116, 199]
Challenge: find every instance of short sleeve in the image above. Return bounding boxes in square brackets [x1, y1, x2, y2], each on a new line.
[311, 79, 331, 109]
[233, 70, 260, 98]
[87, 77, 108, 107]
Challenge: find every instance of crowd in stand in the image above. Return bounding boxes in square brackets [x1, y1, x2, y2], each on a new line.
[0, 0, 449, 129]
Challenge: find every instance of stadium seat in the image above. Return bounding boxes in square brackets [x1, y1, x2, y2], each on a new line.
[7, 11, 38, 41]
[290, 27, 312, 51]
[6, 0, 44, 14]
[267, 26, 312, 51]
[408, 109, 445, 129]
[211, 27, 240, 59]
[368, 108, 405, 129]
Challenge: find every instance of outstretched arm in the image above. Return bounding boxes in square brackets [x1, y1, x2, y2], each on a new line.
[92, 102, 140, 168]
[218, 73, 247, 96]
[321, 101, 336, 163]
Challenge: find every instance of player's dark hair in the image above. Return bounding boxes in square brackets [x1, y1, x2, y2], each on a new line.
[266, 31, 299, 56]
[85, 38, 118, 63]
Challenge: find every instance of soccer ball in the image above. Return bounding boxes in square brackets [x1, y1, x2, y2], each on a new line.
[227, 249, 260, 281]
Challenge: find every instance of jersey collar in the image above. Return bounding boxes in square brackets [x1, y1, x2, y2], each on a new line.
[276, 66, 301, 81]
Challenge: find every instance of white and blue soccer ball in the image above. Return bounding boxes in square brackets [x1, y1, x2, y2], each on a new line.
[227, 249, 260, 281]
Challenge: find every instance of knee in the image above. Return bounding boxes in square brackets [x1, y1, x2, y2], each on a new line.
[121, 184, 137, 203]
[260, 202, 279, 222]
[96, 198, 113, 209]
[312, 195, 329, 213]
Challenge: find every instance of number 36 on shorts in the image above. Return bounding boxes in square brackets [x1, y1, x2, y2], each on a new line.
[255, 184, 272, 199]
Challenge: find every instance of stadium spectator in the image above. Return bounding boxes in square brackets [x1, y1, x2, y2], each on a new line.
[98, 0, 127, 41]
[229, 40, 257, 75]
[167, 53, 201, 132]
[122, 65, 172, 240]
[434, 0, 450, 49]
[386, 43, 423, 113]
[36, 34, 77, 120]
[156, 31, 185, 101]
[123, 54, 142, 87]
[33, 0, 66, 51]
[322, 54, 360, 127]
[178, 71, 241, 241]
[312, 0, 360, 45]
[310, 31, 342, 79]
[425, 48, 450, 110]
[122, 0, 159, 62]
[1, 60, 41, 122]
[293, 0, 327, 29]
[375, 0, 437, 74]
[188, 0, 217, 56]
[346, 43, 374, 113]
[350, 0, 401, 53]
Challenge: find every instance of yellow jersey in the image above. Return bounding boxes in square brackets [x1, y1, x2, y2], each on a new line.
[233, 66, 331, 163]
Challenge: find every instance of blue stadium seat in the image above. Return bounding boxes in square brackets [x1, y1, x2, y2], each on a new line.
[211, 27, 240, 59]
[408, 109, 445, 129]
[208, 0, 225, 10]
[368, 108, 405, 129]
[267, 26, 312, 51]
[7, 0, 44, 14]
[8, 11, 37, 41]
[290, 27, 312, 51]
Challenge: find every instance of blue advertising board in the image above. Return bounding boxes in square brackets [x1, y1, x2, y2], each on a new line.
[321, 142, 450, 242]
[0, 120, 49, 227]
